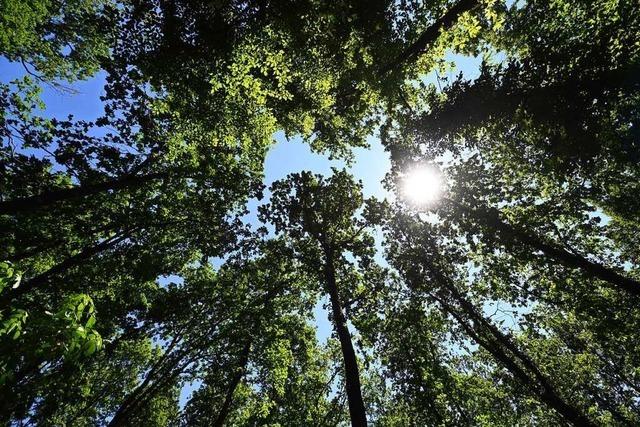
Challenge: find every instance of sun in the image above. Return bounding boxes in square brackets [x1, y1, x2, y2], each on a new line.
[402, 166, 442, 205]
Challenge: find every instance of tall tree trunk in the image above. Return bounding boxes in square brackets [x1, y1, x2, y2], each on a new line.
[212, 340, 252, 427]
[8, 229, 131, 300]
[451, 200, 640, 296]
[109, 290, 277, 426]
[0, 171, 166, 215]
[109, 368, 181, 427]
[108, 335, 184, 427]
[378, 0, 480, 75]
[7, 238, 65, 263]
[323, 249, 368, 427]
[421, 259, 596, 426]
[441, 299, 596, 427]
[7, 221, 125, 263]
[208, 288, 278, 426]
[109, 314, 228, 426]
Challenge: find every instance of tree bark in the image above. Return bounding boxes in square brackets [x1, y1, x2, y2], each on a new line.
[109, 289, 277, 426]
[422, 260, 596, 427]
[212, 340, 252, 427]
[442, 299, 596, 427]
[9, 230, 131, 300]
[378, 0, 480, 76]
[208, 288, 279, 426]
[7, 221, 125, 263]
[0, 171, 166, 215]
[451, 200, 640, 297]
[323, 249, 368, 427]
[108, 335, 184, 427]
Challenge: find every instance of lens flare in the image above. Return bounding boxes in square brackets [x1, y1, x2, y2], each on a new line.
[402, 166, 442, 205]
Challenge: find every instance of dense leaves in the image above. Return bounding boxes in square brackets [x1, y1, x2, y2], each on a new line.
[1, 0, 639, 425]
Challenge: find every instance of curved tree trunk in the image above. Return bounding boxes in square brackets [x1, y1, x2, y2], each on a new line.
[108, 335, 184, 427]
[378, 0, 480, 75]
[442, 300, 596, 427]
[212, 340, 252, 427]
[9, 230, 131, 299]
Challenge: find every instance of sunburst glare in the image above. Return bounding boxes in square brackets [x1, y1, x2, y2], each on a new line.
[402, 166, 442, 205]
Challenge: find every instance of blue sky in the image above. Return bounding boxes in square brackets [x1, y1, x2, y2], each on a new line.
[2, 50, 483, 407]
[1, 56, 395, 404]
[0, 51, 482, 201]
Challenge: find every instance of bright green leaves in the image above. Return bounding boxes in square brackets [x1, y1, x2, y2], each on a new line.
[211, 28, 293, 106]
[0, 309, 28, 340]
[205, 27, 293, 162]
[0, 261, 27, 341]
[0, 0, 114, 81]
[0, 292, 102, 395]
[261, 336, 294, 406]
[439, 10, 484, 54]
[0, 261, 21, 293]
[0, 293, 102, 362]
[55, 294, 103, 358]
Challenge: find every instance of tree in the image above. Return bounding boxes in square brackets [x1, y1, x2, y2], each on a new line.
[260, 169, 388, 426]
[3, 0, 640, 425]
[382, 208, 632, 425]
[377, 3, 640, 423]
[0, 0, 115, 82]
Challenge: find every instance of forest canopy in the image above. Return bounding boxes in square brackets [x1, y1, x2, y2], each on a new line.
[1, 0, 639, 425]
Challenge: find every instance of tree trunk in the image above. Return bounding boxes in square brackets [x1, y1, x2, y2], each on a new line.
[9, 230, 131, 300]
[452, 200, 640, 297]
[447, 302, 595, 427]
[208, 289, 279, 426]
[509, 223, 640, 296]
[212, 340, 252, 427]
[378, 0, 480, 75]
[7, 221, 124, 263]
[422, 260, 596, 427]
[323, 249, 368, 427]
[108, 335, 184, 427]
[0, 172, 165, 215]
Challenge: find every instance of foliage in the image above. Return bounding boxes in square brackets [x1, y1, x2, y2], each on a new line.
[0, 0, 114, 81]
[1, 0, 639, 425]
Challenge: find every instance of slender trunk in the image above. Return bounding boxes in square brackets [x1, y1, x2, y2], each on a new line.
[109, 366, 182, 427]
[7, 239, 65, 263]
[109, 317, 224, 426]
[510, 224, 640, 296]
[9, 230, 131, 299]
[0, 172, 166, 215]
[442, 299, 595, 426]
[212, 340, 252, 427]
[109, 291, 276, 426]
[63, 325, 153, 422]
[108, 336, 184, 427]
[209, 289, 278, 425]
[422, 260, 596, 426]
[323, 249, 368, 427]
[378, 0, 480, 76]
[452, 200, 640, 297]
[7, 221, 124, 263]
